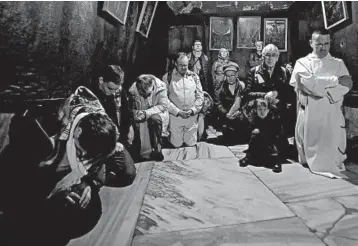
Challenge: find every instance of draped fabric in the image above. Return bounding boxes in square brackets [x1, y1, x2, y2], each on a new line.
[290, 53, 350, 178]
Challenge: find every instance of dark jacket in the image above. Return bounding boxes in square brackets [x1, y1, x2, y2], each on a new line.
[248, 52, 263, 68]
[243, 63, 290, 105]
[188, 52, 210, 92]
[92, 85, 130, 145]
[215, 79, 245, 116]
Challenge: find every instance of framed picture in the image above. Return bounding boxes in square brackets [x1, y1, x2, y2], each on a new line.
[321, 1, 348, 29]
[237, 17, 261, 49]
[136, 1, 158, 38]
[264, 18, 288, 52]
[216, 1, 232, 8]
[101, 1, 130, 25]
[209, 17, 234, 51]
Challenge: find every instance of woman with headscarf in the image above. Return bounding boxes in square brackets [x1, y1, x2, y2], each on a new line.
[0, 86, 136, 245]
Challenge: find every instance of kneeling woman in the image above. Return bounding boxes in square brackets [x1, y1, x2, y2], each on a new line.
[214, 62, 250, 143]
[0, 86, 136, 245]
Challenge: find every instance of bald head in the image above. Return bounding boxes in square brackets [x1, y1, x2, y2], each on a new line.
[175, 53, 189, 75]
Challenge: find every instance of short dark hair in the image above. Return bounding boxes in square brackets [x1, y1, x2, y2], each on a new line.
[192, 40, 202, 46]
[311, 28, 330, 39]
[77, 113, 117, 159]
[136, 74, 154, 91]
[101, 65, 124, 85]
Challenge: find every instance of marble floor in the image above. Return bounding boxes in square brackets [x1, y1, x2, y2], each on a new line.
[66, 127, 358, 246]
[131, 128, 358, 246]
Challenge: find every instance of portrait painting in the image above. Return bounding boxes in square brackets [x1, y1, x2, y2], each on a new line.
[136, 1, 158, 38]
[321, 1, 348, 29]
[237, 17, 261, 49]
[264, 18, 287, 52]
[209, 17, 233, 51]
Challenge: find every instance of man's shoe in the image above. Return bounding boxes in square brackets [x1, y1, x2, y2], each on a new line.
[272, 163, 282, 173]
[150, 151, 164, 162]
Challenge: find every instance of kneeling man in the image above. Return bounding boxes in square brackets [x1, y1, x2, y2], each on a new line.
[128, 74, 169, 161]
[163, 53, 204, 147]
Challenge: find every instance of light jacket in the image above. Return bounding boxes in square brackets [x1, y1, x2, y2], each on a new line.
[128, 76, 169, 118]
[163, 69, 204, 116]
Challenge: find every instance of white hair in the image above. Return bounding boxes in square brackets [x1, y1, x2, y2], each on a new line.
[262, 44, 280, 56]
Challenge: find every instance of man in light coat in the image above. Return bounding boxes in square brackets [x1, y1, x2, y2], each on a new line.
[290, 28, 353, 178]
[128, 74, 169, 161]
[163, 53, 204, 148]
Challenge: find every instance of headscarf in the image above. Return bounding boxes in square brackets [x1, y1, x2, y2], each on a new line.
[46, 86, 116, 197]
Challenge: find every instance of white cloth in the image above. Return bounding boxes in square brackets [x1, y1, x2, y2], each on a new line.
[290, 53, 350, 178]
[49, 112, 91, 197]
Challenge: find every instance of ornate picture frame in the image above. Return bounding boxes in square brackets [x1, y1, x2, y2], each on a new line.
[209, 17, 234, 51]
[237, 16, 261, 49]
[264, 18, 288, 52]
[136, 1, 158, 38]
[101, 1, 130, 25]
[321, 1, 348, 30]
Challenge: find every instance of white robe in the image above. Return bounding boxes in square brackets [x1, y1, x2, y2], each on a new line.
[290, 53, 350, 178]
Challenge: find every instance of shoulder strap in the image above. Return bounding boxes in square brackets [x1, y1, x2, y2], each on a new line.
[167, 69, 173, 85]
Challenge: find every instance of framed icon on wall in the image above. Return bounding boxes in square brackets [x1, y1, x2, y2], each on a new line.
[209, 17, 234, 51]
[101, 1, 130, 25]
[264, 18, 288, 52]
[321, 1, 348, 30]
[237, 16, 261, 49]
[136, 1, 158, 38]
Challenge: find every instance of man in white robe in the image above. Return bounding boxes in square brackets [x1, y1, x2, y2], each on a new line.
[290, 28, 353, 178]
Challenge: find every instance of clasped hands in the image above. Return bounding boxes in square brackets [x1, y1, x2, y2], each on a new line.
[226, 110, 241, 120]
[264, 90, 278, 101]
[134, 110, 147, 122]
[177, 109, 194, 119]
[65, 184, 91, 209]
[326, 75, 352, 104]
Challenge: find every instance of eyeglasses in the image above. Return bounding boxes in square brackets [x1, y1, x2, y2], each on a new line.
[313, 42, 330, 48]
[106, 84, 122, 96]
[264, 53, 278, 58]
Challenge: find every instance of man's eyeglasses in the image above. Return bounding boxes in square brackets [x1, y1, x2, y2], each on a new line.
[106, 84, 122, 96]
[313, 42, 330, 48]
[264, 53, 278, 58]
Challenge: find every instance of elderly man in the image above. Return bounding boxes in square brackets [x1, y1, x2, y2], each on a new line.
[214, 62, 249, 143]
[92, 65, 130, 146]
[163, 53, 204, 148]
[187, 40, 210, 93]
[290, 28, 353, 179]
[128, 74, 169, 161]
[241, 44, 291, 171]
[243, 44, 291, 108]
